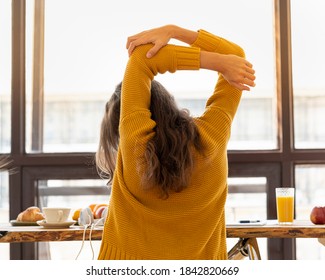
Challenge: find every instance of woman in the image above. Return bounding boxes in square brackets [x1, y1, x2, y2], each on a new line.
[95, 25, 255, 259]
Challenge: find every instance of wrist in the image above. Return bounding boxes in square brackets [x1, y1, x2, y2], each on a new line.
[169, 25, 198, 45]
[165, 24, 179, 39]
[200, 51, 223, 72]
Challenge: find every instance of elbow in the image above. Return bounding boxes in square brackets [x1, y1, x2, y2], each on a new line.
[236, 45, 246, 58]
[128, 44, 162, 76]
[127, 44, 156, 73]
[233, 44, 245, 58]
[225, 38, 246, 58]
[237, 46, 246, 58]
[129, 44, 153, 60]
[220, 37, 246, 58]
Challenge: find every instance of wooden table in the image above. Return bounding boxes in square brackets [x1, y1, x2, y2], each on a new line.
[1, 220, 325, 259]
[0, 223, 103, 243]
[227, 219, 325, 238]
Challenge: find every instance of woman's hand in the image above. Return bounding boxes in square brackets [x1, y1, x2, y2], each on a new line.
[201, 51, 256, 91]
[126, 25, 174, 58]
[219, 54, 256, 91]
[126, 25, 198, 58]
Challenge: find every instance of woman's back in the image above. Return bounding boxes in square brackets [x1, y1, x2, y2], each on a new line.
[97, 26, 255, 260]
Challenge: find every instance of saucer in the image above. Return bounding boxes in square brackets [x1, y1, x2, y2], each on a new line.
[10, 220, 39, 226]
[36, 220, 76, 228]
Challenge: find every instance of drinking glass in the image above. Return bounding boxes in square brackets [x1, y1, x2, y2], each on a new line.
[276, 187, 295, 225]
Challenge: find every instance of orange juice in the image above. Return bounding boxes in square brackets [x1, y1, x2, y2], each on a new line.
[276, 196, 294, 223]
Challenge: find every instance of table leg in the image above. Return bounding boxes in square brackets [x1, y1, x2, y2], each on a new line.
[318, 238, 325, 246]
[228, 238, 261, 260]
[245, 237, 261, 260]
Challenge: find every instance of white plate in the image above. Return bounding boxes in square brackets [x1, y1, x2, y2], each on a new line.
[36, 220, 76, 228]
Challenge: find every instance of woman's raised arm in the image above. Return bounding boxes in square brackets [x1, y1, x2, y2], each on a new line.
[126, 25, 198, 58]
[126, 25, 255, 91]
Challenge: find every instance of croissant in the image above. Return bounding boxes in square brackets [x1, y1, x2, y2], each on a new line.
[16, 206, 45, 222]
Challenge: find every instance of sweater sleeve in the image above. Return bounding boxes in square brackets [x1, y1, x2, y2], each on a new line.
[192, 29, 244, 122]
[191, 29, 245, 57]
[120, 44, 200, 121]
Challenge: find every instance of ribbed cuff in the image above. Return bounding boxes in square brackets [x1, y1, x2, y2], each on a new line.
[174, 46, 200, 70]
[191, 29, 222, 52]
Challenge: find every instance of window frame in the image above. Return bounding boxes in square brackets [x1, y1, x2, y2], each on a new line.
[6, 0, 325, 259]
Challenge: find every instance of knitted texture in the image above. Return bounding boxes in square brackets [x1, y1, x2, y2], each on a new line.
[98, 30, 243, 260]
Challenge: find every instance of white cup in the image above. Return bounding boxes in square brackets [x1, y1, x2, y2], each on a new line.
[42, 207, 71, 223]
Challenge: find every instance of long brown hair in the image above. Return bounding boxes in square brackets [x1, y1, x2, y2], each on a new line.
[0, 156, 11, 170]
[95, 80, 204, 198]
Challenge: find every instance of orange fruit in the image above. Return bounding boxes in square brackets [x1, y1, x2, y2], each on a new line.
[72, 208, 82, 221]
[93, 203, 109, 215]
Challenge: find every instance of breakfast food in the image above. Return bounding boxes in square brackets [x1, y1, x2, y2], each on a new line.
[72, 208, 82, 221]
[93, 203, 108, 215]
[310, 206, 325, 225]
[72, 204, 109, 223]
[16, 206, 45, 222]
[94, 206, 108, 219]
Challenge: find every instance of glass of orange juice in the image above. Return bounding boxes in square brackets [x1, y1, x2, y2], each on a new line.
[276, 187, 295, 225]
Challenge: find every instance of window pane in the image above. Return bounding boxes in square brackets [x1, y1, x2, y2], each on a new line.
[25, 0, 276, 152]
[226, 177, 267, 259]
[0, 170, 10, 260]
[37, 179, 110, 260]
[295, 165, 325, 260]
[291, 0, 325, 149]
[38, 179, 110, 209]
[0, 0, 11, 153]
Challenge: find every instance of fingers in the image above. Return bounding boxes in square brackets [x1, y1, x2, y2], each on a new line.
[127, 42, 136, 57]
[233, 67, 256, 91]
[243, 62, 256, 88]
[127, 40, 158, 58]
[126, 27, 169, 58]
[146, 43, 164, 58]
[126, 32, 147, 56]
[233, 82, 250, 91]
[126, 31, 145, 49]
[245, 67, 255, 74]
[127, 37, 165, 58]
[243, 73, 256, 84]
[127, 37, 145, 57]
[243, 77, 255, 88]
[245, 61, 253, 68]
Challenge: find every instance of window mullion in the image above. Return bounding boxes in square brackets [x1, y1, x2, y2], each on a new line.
[31, 0, 45, 152]
[274, 0, 296, 260]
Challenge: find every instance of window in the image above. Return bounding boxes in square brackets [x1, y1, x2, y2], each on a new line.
[295, 165, 325, 259]
[226, 177, 268, 259]
[0, 0, 11, 261]
[25, 0, 276, 153]
[291, 0, 325, 149]
[295, 166, 325, 218]
[0, 0, 11, 153]
[290, 0, 325, 259]
[4, 0, 325, 260]
[0, 170, 10, 259]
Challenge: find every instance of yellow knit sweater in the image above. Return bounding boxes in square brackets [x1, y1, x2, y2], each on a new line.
[98, 30, 244, 260]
